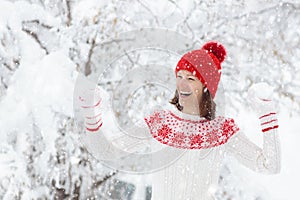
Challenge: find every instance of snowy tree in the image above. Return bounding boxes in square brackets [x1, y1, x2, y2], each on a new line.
[0, 0, 299, 199]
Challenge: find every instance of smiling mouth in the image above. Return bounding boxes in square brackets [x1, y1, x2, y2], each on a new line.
[179, 91, 192, 97]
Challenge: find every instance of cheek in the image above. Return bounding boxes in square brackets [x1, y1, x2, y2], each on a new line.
[192, 83, 204, 95]
[192, 84, 201, 92]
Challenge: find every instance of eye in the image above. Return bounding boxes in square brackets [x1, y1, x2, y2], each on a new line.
[188, 77, 195, 81]
[177, 75, 183, 79]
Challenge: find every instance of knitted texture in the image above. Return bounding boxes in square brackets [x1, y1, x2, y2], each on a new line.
[144, 110, 239, 149]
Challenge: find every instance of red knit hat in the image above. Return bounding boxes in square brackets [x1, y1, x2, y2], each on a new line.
[175, 41, 226, 99]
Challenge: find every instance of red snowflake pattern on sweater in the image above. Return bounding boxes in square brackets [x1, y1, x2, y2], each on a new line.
[146, 111, 163, 127]
[203, 131, 219, 147]
[144, 110, 239, 149]
[157, 124, 173, 141]
[189, 134, 204, 149]
[170, 132, 186, 147]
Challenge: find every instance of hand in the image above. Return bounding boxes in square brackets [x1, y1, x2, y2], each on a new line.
[247, 83, 278, 132]
[78, 86, 104, 132]
[247, 82, 276, 116]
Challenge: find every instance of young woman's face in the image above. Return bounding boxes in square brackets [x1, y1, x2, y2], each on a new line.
[176, 70, 204, 108]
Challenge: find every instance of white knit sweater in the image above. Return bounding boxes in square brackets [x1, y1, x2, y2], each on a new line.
[81, 96, 280, 200]
[147, 108, 280, 200]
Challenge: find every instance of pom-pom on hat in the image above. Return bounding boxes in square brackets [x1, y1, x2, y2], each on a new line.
[175, 41, 226, 99]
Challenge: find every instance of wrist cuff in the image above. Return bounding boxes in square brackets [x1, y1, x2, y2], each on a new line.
[260, 112, 278, 133]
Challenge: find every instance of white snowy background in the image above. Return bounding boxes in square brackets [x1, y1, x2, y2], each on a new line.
[0, 0, 299, 199]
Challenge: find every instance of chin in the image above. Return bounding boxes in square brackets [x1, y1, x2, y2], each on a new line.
[179, 100, 192, 106]
[180, 98, 200, 107]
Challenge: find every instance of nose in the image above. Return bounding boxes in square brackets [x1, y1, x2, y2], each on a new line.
[178, 78, 191, 91]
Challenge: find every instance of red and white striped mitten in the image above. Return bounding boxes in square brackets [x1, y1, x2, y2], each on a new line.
[78, 86, 105, 132]
[247, 83, 279, 133]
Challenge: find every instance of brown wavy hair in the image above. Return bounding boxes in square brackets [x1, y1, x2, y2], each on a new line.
[169, 89, 216, 120]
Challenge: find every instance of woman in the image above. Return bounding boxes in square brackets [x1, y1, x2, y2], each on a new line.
[80, 41, 280, 200]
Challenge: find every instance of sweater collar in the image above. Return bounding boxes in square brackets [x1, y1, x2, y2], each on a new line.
[169, 106, 207, 122]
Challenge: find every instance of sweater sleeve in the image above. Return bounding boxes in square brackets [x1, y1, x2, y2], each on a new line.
[225, 114, 281, 174]
[78, 83, 165, 157]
